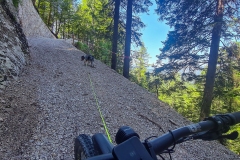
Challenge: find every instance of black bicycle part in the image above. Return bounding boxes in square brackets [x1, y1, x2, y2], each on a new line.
[76, 112, 240, 160]
[92, 133, 114, 155]
[115, 126, 140, 144]
[148, 112, 240, 155]
[74, 134, 97, 160]
[113, 136, 154, 160]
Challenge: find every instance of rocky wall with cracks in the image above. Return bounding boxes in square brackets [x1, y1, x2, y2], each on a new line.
[0, 0, 29, 93]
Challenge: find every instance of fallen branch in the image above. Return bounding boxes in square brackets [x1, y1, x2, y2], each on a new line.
[169, 119, 179, 126]
[138, 113, 165, 133]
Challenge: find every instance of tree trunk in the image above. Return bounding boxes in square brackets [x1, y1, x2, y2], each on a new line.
[155, 84, 159, 97]
[55, 19, 58, 35]
[200, 0, 224, 120]
[37, 0, 41, 8]
[47, 2, 52, 27]
[72, 31, 74, 44]
[56, 14, 62, 36]
[111, 0, 120, 70]
[123, 0, 133, 79]
[63, 18, 65, 39]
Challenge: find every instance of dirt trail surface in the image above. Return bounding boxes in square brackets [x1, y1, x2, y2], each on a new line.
[0, 37, 239, 159]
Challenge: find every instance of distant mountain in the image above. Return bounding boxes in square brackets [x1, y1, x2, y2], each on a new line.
[147, 67, 154, 73]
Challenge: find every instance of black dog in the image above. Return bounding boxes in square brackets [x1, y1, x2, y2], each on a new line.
[81, 55, 94, 67]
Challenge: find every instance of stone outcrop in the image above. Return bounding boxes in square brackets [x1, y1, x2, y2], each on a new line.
[18, 0, 55, 38]
[0, 0, 55, 93]
[0, 0, 29, 92]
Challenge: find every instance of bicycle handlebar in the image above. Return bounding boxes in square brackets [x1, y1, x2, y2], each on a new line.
[149, 120, 215, 154]
[149, 112, 240, 155]
[87, 112, 240, 160]
[227, 112, 240, 125]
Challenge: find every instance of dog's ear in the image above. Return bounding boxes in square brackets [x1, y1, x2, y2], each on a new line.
[81, 56, 85, 61]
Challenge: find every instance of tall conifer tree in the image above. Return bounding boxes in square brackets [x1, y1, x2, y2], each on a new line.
[155, 0, 240, 119]
[111, 0, 120, 70]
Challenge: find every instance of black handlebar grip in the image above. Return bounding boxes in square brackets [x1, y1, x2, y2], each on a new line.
[227, 112, 240, 125]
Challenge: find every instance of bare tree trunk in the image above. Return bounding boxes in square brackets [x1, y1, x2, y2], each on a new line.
[123, 0, 133, 79]
[155, 84, 159, 97]
[63, 18, 65, 39]
[111, 0, 120, 70]
[72, 31, 74, 44]
[47, 2, 52, 27]
[200, 0, 224, 120]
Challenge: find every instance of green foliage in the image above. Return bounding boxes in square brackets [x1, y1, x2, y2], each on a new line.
[75, 41, 90, 54]
[211, 43, 240, 154]
[227, 125, 240, 155]
[130, 45, 150, 89]
[154, 75, 201, 122]
[75, 39, 112, 67]
[87, 39, 112, 66]
[211, 43, 240, 114]
[12, 0, 20, 7]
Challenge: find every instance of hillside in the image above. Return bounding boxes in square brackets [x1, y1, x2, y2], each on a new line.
[0, 0, 239, 159]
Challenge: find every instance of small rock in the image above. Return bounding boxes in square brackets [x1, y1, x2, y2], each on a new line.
[0, 117, 3, 122]
[5, 105, 11, 108]
[52, 153, 57, 157]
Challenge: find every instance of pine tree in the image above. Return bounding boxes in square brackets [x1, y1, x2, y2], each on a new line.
[130, 45, 150, 88]
[154, 0, 240, 119]
[122, 0, 152, 78]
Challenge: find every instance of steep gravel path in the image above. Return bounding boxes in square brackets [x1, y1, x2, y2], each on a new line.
[0, 37, 239, 160]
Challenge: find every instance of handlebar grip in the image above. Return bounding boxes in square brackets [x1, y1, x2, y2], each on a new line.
[227, 112, 240, 125]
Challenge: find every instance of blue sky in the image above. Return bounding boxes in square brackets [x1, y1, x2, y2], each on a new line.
[139, 3, 170, 65]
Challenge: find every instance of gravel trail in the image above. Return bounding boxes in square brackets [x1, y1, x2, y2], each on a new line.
[0, 37, 239, 160]
[0, 0, 238, 159]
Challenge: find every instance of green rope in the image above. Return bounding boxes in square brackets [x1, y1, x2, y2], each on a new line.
[88, 73, 112, 143]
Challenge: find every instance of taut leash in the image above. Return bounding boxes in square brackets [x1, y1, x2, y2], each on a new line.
[88, 73, 112, 143]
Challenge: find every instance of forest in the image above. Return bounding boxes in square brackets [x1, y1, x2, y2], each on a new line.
[29, 0, 240, 155]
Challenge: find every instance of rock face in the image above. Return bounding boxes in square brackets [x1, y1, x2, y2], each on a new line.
[18, 0, 55, 38]
[0, 0, 29, 93]
[0, 0, 54, 93]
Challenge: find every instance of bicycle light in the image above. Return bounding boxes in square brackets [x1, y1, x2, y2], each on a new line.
[115, 126, 140, 144]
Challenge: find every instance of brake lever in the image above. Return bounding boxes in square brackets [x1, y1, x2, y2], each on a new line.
[192, 131, 238, 141]
[220, 131, 239, 140]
